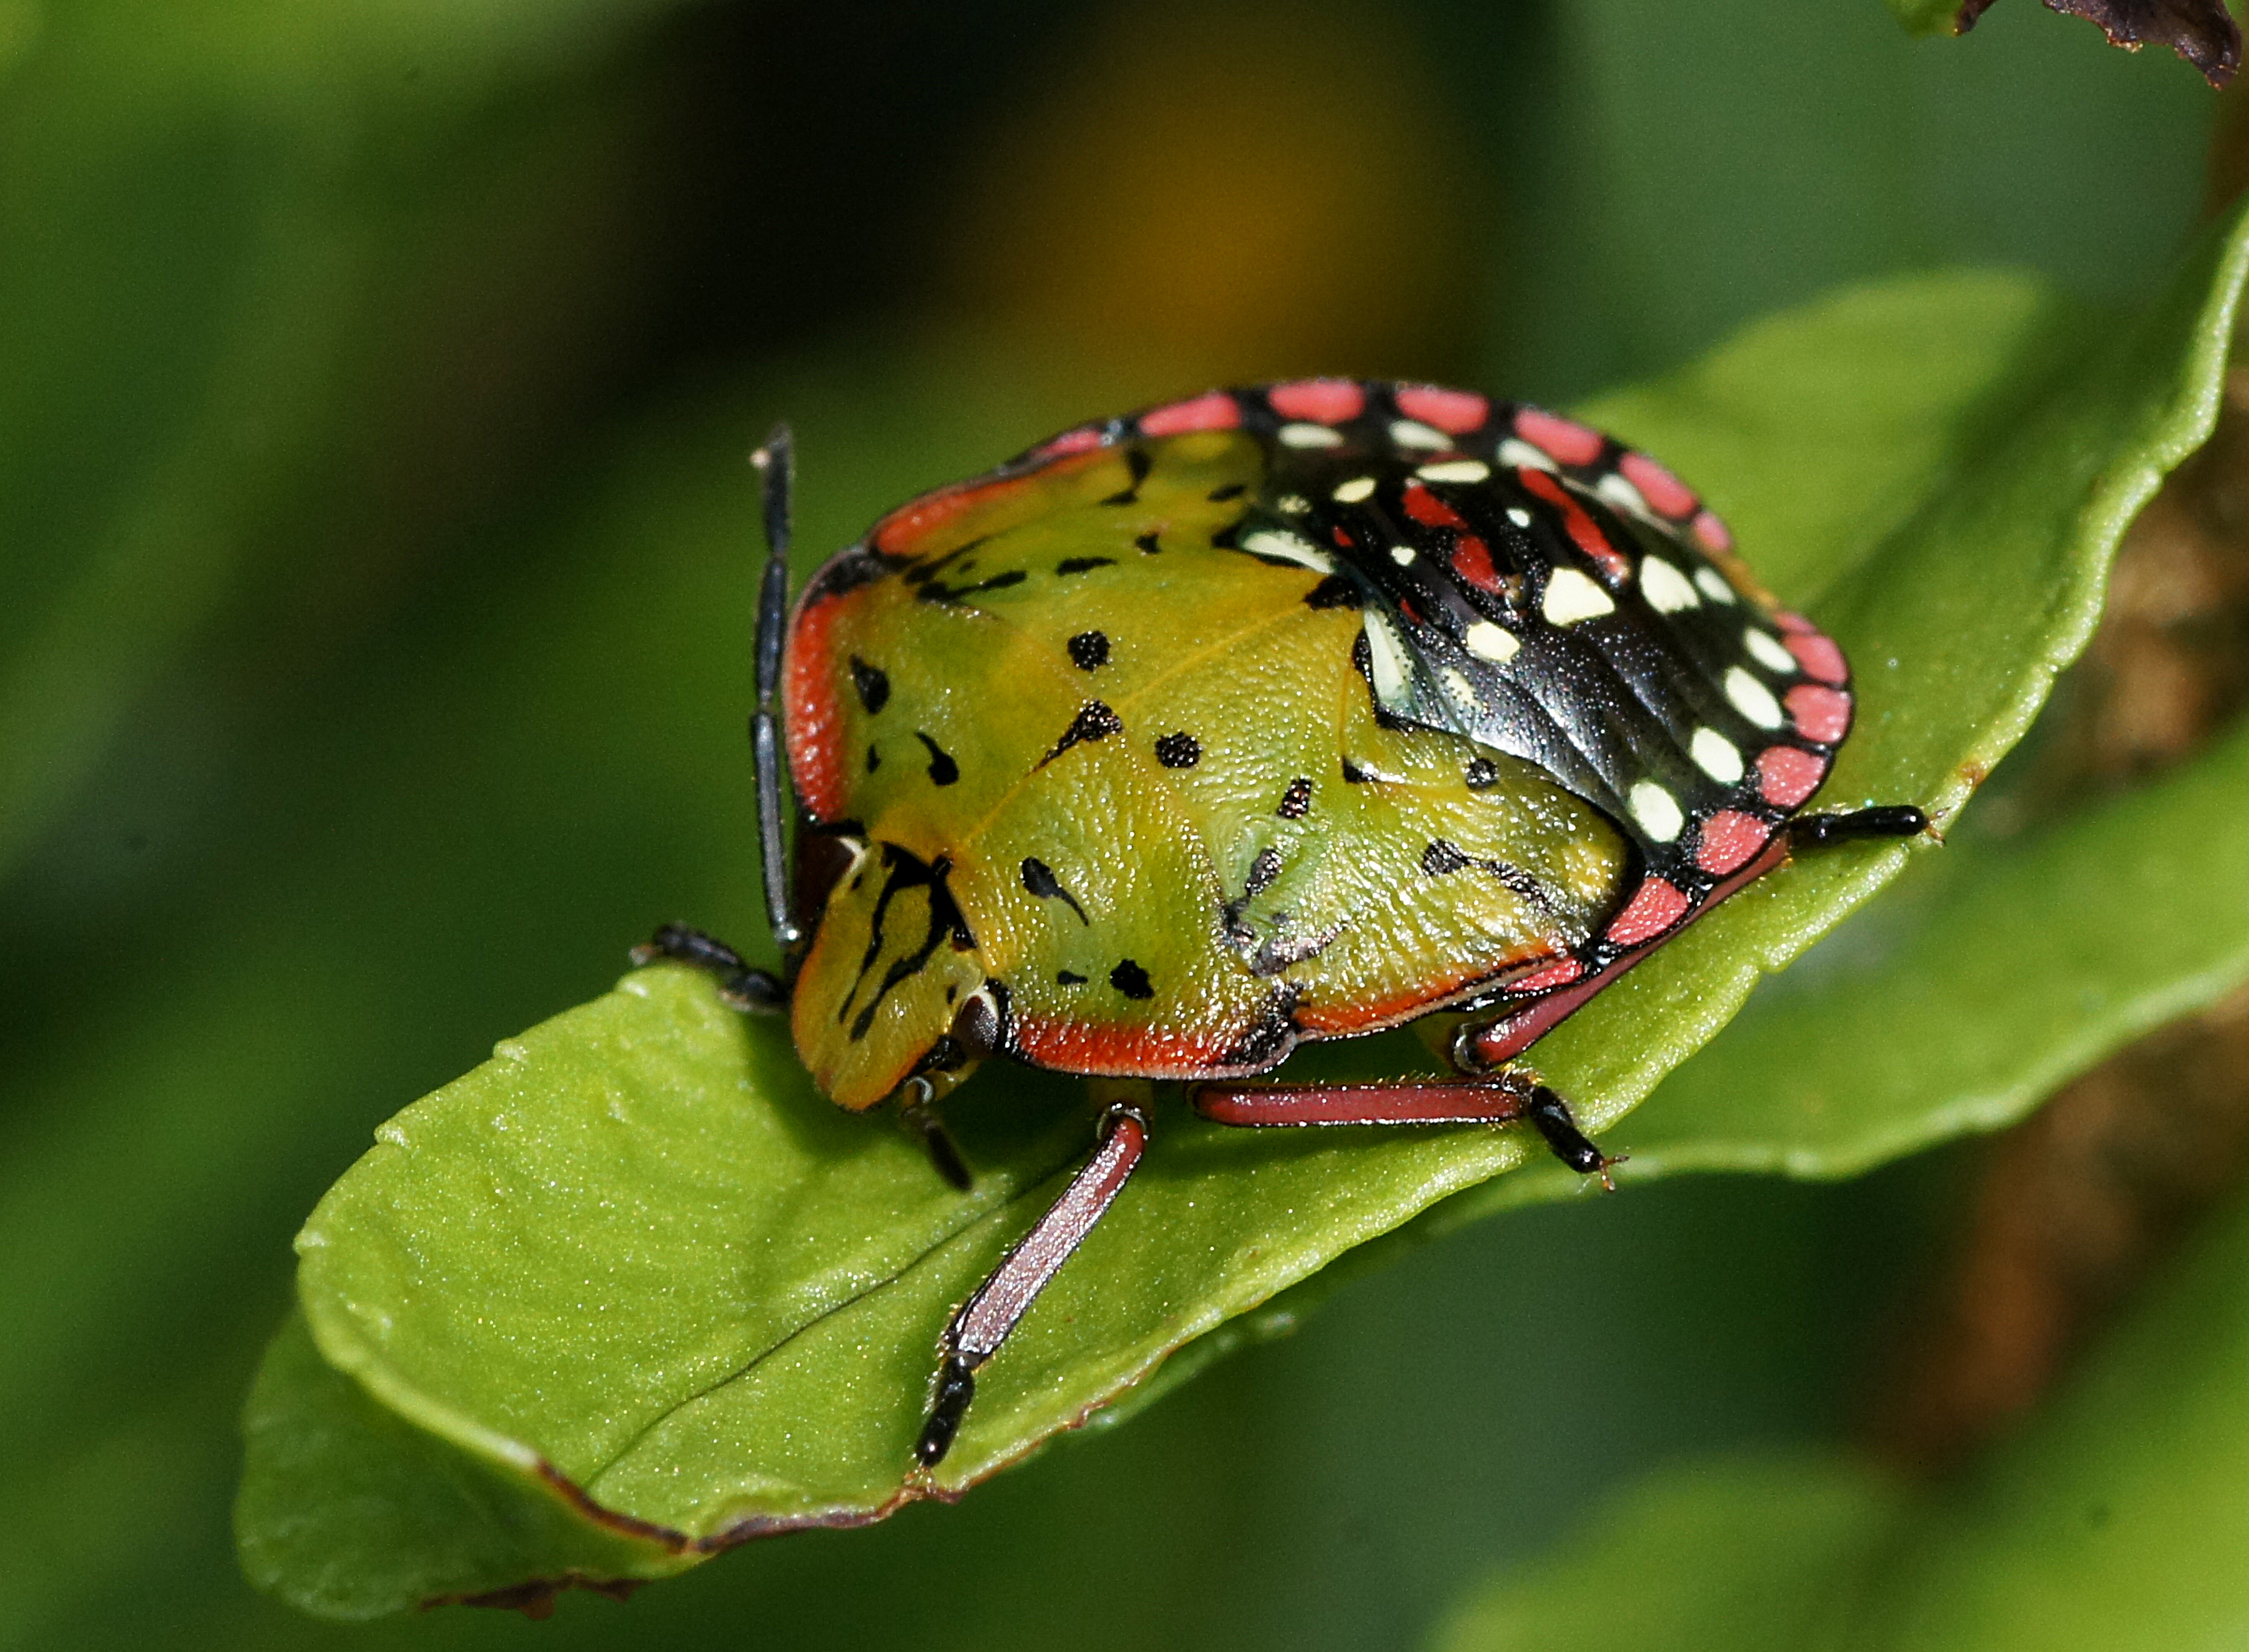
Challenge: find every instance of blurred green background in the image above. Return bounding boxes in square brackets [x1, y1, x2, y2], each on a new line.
[0, 1, 2227, 1646]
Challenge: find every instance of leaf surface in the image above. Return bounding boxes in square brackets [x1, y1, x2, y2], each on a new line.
[240, 206, 2249, 1615]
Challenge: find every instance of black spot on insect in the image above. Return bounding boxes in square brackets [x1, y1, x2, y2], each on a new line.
[1208, 482, 1246, 501]
[1342, 758, 1370, 784]
[849, 656, 890, 714]
[1110, 959, 1154, 1000]
[915, 732, 960, 786]
[1067, 630, 1110, 670]
[1056, 969, 1087, 985]
[1134, 530, 1162, 555]
[1277, 776, 1313, 818]
[916, 568, 1028, 603]
[1244, 846, 1283, 899]
[1210, 521, 1242, 550]
[1304, 574, 1361, 610]
[1041, 700, 1124, 766]
[1100, 447, 1154, 506]
[1154, 732, 1201, 768]
[866, 743, 881, 772]
[1020, 856, 1090, 924]
[1465, 757, 1500, 790]
[1056, 556, 1116, 575]
[945, 983, 959, 1004]
[1421, 839, 1472, 877]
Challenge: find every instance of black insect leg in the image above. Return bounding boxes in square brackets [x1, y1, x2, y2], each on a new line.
[916, 1092, 1152, 1468]
[632, 922, 787, 1012]
[896, 1077, 975, 1193]
[751, 425, 804, 953]
[1190, 1071, 1624, 1190]
[1791, 804, 1930, 847]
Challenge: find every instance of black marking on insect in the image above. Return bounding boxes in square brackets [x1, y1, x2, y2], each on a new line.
[915, 732, 960, 786]
[1020, 856, 1089, 924]
[839, 846, 976, 1041]
[1154, 732, 1201, 768]
[1110, 959, 1154, 1000]
[1056, 969, 1086, 985]
[1042, 700, 1124, 766]
[865, 743, 881, 772]
[1100, 448, 1153, 506]
[1304, 574, 1361, 610]
[849, 656, 890, 714]
[1056, 556, 1116, 576]
[1341, 758, 1370, 783]
[1277, 776, 1313, 818]
[1134, 530, 1163, 555]
[1244, 846, 1283, 899]
[1067, 630, 1110, 670]
[916, 568, 1027, 604]
[1208, 482, 1246, 501]
[1464, 757, 1500, 790]
[1210, 522, 1243, 550]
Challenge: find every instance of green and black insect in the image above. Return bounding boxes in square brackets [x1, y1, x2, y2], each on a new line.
[641, 379, 1925, 1466]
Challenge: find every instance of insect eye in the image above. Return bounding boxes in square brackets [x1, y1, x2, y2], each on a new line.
[791, 831, 864, 940]
[948, 988, 1003, 1062]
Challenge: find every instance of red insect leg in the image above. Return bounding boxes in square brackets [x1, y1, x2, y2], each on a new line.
[916, 1099, 1149, 1467]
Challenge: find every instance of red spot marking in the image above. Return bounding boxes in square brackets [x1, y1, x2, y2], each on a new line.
[1034, 426, 1105, 458]
[1774, 609, 1816, 635]
[1269, 380, 1365, 423]
[1694, 810, 1771, 876]
[1333, 526, 1357, 548]
[1784, 630, 1848, 685]
[1451, 535, 1503, 593]
[870, 461, 1076, 558]
[1509, 958, 1584, 992]
[1786, 683, 1852, 744]
[1692, 510, 1734, 553]
[1516, 468, 1631, 582]
[1139, 392, 1241, 436]
[1402, 480, 1469, 528]
[1393, 385, 1489, 435]
[1512, 406, 1604, 467]
[782, 592, 854, 822]
[1618, 452, 1696, 519]
[1193, 1081, 1537, 1127]
[1010, 1015, 1251, 1079]
[1603, 877, 1690, 948]
[1399, 594, 1429, 626]
[1757, 745, 1826, 808]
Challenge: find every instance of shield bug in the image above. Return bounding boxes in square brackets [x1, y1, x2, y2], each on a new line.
[640, 380, 1927, 1467]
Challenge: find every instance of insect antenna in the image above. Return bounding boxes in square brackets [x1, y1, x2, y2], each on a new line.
[752, 425, 804, 951]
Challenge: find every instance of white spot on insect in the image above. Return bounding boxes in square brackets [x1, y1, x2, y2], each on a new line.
[1277, 494, 1311, 514]
[1690, 726, 1744, 782]
[1279, 423, 1346, 449]
[1390, 419, 1450, 450]
[1725, 665, 1785, 729]
[1640, 558, 1700, 613]
[1332, 476, 1377, 503]
[1695, 567, 1737, 604]
[1542, 566, 1615, 626]
[1505, 507, 1533, 528]
[1497, 439, 1556, 472]
[1241, 528, 1335, 573]
[1464, 620, 1519, 662]
[1596, 472, 1649, 517]
[1743, 628, 1799, 675]
[1418, 459, 1490, 484]
[1440, 666, 1480, 710]
[1630, 781, 1684, 842]
[1362, 613, 1414, 707]
[1390, 544, 1416, 566]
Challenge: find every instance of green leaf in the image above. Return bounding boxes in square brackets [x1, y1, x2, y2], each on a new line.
[239, 204, 2249, 1616]
[1434, 1179, 2249, 1651]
